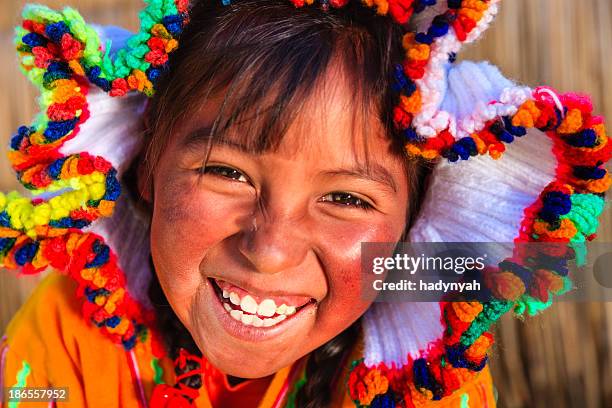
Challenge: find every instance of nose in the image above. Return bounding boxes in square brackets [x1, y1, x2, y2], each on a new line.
[237, 208, 310, 275]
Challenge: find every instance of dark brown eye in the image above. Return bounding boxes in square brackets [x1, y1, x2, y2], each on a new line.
[201, 165, 248, 183]
[320, 192, 373, 210]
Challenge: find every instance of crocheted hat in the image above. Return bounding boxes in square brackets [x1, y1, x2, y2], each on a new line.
[1, 1, 609, 407]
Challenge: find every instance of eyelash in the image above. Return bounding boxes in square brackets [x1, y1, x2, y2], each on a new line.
[199, 165, 249, 183]
[320, 192, 374, 210]
[200, 165, 374, 210]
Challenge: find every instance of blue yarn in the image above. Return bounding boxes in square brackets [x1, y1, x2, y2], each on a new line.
[370, 393, 396, 408]
[14, 242, 39, 266]
[392, 64, 417, 95]
[429, 19, 450, 38]
[43, 61, 72, 88]
[573, 165, 606, 180]
[86, 65, 102, 82]
[413, 358, 443, 399]
[122, 334, 137, 350]
[105, 316, 121, 328]
[532, 254, 569, 277]
[86, 66, 112, 92]
[415, 32, 434, 44]
[47, 158, 67, 179]
[10, 126, 33, 150]
[0, 238, 15, 255]
[446, 344, 488, 371]
[566, 129, 598, 148]
[443, 149, 460, 162]
[498, 260, 534, 288]
[85, 287, 110, 303]
[85, 241, 110, 268]
[403, 127, 421, 142]
[414, 0, 436, 13]
[45, 21, 70, 43]
[49, 217, 91, 229]
[146, 67, 162, 83]
[452, 143, 470, 161]
[103, 169, 122, 201]
[22, 32, 47, 48]
[162, 14, 184, 36]
[44, 118, 78, 142]
[539, 191, 572, 223]
[503, 116, 527, 136]
[0, 212, 10, 227]
[47, 61, 71, 75]
[455, 137, 477, 159]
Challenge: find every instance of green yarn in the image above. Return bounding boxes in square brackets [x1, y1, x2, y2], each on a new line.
[513, 293, 553, 317]
[22, 4, 62, 24]
[285, 370, 307, 408]
[8, 360, 31, 408]
[151, 358, 164, 384]
[562, 194, 605, 236]
[460, 393, 470, 408]
[460, 299, 512, 346]
[163, 0, 179, 16]
[16, 0, 180, 88]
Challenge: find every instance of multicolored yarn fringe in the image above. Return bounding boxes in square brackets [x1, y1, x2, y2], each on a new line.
[347, 89, 611, 406]
[2, 1, 611, 407]
[1, 0, 188, 351]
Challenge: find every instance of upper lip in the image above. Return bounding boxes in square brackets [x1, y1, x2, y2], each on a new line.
[210, 277, 315, 307]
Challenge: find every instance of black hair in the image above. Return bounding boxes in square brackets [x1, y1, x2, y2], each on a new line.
[135, 0, 430, 406]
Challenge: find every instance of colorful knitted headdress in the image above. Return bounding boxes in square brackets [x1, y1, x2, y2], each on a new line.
[1, 0, 610, 407]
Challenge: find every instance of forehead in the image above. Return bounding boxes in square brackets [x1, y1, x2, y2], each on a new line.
[183, 59, 402, 170]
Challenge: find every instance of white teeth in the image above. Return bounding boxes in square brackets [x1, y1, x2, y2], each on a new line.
[219, 285, 302, 326]
[240, 295, 258, 314]
[241, 313, 254, 325]
[252, 316, 263, 327]
[229, 292, 241, 306]
[230, 309, 243, 321]
[276, 304, 287, 315]
[257, 299, 277, 317]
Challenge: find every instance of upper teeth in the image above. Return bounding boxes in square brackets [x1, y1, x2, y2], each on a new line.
[221, 290, 299, 319]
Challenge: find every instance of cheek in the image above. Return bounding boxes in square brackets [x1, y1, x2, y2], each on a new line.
[311, 220, 401, 335]
[149, 176, 248, 302]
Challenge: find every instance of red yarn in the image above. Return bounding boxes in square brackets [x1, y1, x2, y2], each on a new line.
[393, 106, 413, 129]
[32, 46, 54, 68]
[388, 0, 415, 24]
[145, 49, 169, 66]
[60, 33, 82, 60]
[403, 59, 426, 80]
[110, 78, 129, 97]
[330, 0, 350, 7]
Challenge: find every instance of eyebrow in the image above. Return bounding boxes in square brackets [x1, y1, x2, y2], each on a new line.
[181, 125, 251, 153]
[181, 125, 398, 192]
[322, 165, 398, 193]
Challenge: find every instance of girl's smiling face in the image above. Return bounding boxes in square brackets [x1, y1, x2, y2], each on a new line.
[145, 61, 412, 378]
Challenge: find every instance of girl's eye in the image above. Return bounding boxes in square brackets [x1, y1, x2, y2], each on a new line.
[200, 165, 249, 183]
[320, 192, 373, 210]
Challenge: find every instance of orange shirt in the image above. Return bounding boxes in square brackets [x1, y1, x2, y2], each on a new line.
[1, 272, 497, 407]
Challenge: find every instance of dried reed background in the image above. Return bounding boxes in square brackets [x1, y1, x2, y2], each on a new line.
[0, 1, 611, 407]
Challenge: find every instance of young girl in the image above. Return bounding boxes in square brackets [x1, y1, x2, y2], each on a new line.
[1, 0, 609, 407]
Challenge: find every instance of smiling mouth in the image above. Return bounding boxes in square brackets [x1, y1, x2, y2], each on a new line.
[210, 278, 315, 328]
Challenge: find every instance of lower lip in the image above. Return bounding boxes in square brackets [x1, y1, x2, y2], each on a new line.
[207, 279, 316, 342]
